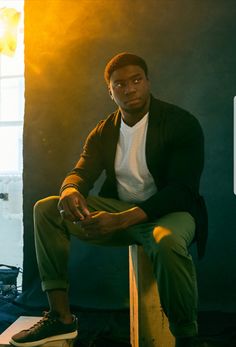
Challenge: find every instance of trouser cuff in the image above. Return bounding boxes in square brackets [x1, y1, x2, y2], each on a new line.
[41, 280, 69, 292]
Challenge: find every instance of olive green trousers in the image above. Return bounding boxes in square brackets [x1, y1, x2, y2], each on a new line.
[34, 195, 197, 338]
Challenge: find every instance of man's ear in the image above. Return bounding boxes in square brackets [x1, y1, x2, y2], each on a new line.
[108, 87, 114, 100]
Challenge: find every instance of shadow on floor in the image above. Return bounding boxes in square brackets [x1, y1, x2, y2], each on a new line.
[0, 300, 235, 347]
[73, 310, 236, 347]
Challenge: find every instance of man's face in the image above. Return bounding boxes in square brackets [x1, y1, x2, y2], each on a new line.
[109, 65, 150, 115]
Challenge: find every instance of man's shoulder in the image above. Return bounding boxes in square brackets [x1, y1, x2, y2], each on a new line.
[151, 96, 200, 127]
[151, 96, 193, 117]
[93, 110, 120, 133]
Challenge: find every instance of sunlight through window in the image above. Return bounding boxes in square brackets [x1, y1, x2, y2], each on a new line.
[0, 0, 24, 291]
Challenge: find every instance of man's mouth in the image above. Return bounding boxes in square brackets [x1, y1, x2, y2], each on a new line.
[125, 98, 140, 105]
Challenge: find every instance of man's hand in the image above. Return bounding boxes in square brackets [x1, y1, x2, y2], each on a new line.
[81, 211, 122, 236]
[58, 187, 90, 222]
[80, 207, 148, 240]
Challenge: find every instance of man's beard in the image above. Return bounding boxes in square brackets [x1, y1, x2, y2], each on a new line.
[123, 103, 146, 115]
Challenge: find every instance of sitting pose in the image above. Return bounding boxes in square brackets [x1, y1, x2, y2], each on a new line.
[11, 52, 207, 347]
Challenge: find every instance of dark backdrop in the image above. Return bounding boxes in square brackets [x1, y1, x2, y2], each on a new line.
[23, 0, 236, 313]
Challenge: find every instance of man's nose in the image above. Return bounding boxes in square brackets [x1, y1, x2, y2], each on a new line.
[124, 81, 136, 95]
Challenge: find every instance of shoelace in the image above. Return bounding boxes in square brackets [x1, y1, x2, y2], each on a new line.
[28, 312, 58, 333]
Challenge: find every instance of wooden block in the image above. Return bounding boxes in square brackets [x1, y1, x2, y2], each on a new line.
[0, 316, 76, 347]
[129, 245, 175, 347]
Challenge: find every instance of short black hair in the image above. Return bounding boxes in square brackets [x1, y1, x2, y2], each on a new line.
[104, 52, 148, 85]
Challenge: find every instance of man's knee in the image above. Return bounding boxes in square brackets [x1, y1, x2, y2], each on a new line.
[34, 196, 59, 219]
[153, 226, 172, 244]
[152, 226, 187, 258]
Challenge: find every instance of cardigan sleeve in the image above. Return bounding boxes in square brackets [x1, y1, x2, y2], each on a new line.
[60, 121, 105, 196]
[137, 113, 204, 219]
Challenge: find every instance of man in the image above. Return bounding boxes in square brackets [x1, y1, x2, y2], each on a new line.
[11, 53, 207, 347]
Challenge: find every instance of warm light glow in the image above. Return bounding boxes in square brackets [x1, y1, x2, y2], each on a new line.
[153, 226, 172, 243]
[0, 21, 5, 37]
[0, 7, 20, 56]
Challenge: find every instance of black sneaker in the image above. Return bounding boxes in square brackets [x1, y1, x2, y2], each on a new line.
[10, 312, 78, 347]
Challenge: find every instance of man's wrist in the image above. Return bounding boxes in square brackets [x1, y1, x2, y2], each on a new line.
[60, 183, 79, 195]
[117, 207, 148, 229]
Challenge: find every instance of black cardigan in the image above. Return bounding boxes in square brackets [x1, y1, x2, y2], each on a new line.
[61, 96, 208, 258]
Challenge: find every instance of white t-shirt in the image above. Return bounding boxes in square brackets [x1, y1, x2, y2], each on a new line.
[115, 113, 157, 203]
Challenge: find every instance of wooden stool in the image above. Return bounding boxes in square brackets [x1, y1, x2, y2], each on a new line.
[129, 245, 175, 347]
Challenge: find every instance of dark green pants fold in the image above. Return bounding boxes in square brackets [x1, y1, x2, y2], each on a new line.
[34, 195, 197, 337]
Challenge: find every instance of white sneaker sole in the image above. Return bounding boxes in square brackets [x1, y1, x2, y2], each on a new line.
[9, 330, 78, 347]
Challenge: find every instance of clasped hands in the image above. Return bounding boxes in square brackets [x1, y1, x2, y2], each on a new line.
[58, 187, 123, 240]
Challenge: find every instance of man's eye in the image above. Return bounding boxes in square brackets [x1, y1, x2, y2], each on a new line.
[114, 82, 123, 88]
[133, 78, 141, 84]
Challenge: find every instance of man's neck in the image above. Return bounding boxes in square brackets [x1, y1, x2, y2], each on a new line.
[121, 111, 148, 127]
[120, 97, 151, 127]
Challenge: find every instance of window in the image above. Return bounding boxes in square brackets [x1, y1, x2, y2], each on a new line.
[0, 0, 24, 288]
